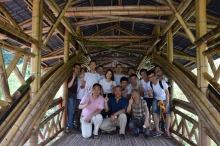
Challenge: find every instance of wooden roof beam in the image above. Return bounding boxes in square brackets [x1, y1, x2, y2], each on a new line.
[72, 18, 118, 27]
[94, 57, 141, 61]
[85, 44, 151, 47]
[44, 0, 88, 54]
[90, 24, 118, 36]
[64, 10, 173, 17]
[115, 26, 138, 36]
[83, 36, 156, 39]
[67, 5, 172, 11]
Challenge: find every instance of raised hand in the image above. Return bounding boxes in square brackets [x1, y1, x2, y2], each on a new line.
[148, 88, 153, 97]
[129, 97, 133, 105]
[104, 96, 109, 102]
[86, 99, 91, 106]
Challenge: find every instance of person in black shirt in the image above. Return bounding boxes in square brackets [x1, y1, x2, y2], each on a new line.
[67, 63, 81, 132]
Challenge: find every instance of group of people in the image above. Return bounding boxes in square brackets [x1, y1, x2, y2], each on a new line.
[67, 60, 172, 140]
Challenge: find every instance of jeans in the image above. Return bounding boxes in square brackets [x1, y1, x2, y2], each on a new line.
[129, 117, 150, 135]
[67, 98, 77, 128]
[152, 99, 170, 115]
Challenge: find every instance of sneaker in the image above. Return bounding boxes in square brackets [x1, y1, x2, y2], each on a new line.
[153, 131, 161, 137]
[165, 132, 172, 139]
[68, 127, 78, 133]
[120, 134, 125, 140]
[144, 134, 150, 139]
[161, 128, 165, 135]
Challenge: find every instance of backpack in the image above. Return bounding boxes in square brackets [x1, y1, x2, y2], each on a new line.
[150, 80, 164, 90]
[150, 80, 171, 94]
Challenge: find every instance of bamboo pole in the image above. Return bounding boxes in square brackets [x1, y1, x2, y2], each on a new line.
[91, 24, 118, 36]
[186, 23, 217, 29]
[44, 0, 88, 54]
[70, 35, 142, 55]
[103, 16, 168, 25]
[1, 54, 82, 145]
[0, 66, 12, 102]
[28, 0, 43, 145]
[154, 54, 220, 143]
[72, 18, 118, 27]
[30, 0, 43, 99]
[173, 99, 196, 114]
[187, 23, 220, 50]
[115, 26, 138, 36]
[203, 72, 220, 93]
[196, 0, 210, 144]
[203, 43, 220, 55]
[165, 0, 195, 43]
[43, 0, 73, 45]
[13, 66, 26, 85]
[22, 55, 29, 78]
[0, 3, 22, 31]
[159, 5, 195, 49]
[207, 36, 220, 48]
[83, 35, 155, 39]
[61, 29, 69, 135]
[17, 58, 75, 146]
[6, 53, 22, 78]
[213, 65, 220, 82]
[0, 18, 50, 51]
[161, 53, 197, 62]
[67, 5, 172, 11]
[207, 54, 216, 75]
[65, 10, 173, 17]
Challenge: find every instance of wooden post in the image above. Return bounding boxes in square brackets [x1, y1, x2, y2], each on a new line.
[76, 27, 82, 53]
[28, 0, 43, 145]
[167, 28, 174, 129]
[61, 29, 70, 135]
[22, 55, 29, 78]
[196, 0, 210, 145]
[0, 66, 12, 102]
[154, 25, 160, 53]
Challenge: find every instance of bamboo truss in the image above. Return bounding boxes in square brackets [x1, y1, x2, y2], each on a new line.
[43, 0, 73, 45]
[154, 54, 220, 144]
[44, 0, 88, 54]
[1, 54, 82, 145]
[0, 40, 35, 57]
[0, 18, 50, 51]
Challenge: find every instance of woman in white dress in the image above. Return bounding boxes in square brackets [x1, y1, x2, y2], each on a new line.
[99, 69, 116, 98]
[99, 69, 116, 118]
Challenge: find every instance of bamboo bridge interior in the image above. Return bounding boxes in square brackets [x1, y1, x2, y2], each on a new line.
[0, 0, 220, 146]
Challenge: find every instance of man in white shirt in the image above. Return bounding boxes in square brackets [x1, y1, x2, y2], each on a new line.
[126, 73, 140, 100]
[114, 64, 124, 86]
[96, 65, 105, 80]
[147, 70, 171, 139]
[139, 69, 152, 113]
[74, 67, 87, 129]
[84, 60, 101, 96]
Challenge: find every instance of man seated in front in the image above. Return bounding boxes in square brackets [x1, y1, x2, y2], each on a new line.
[79, 83, 104, 139]
[100, 86, 128, 140]
[127, 89, 150, 139]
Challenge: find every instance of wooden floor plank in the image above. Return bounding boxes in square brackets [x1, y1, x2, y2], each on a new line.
[51, 132, 182, 146]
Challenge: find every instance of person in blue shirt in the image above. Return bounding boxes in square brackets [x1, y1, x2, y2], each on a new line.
[100, 86, 128, 140]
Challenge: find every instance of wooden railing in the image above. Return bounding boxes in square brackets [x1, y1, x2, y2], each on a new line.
[171, 99, 198, 146]
[37, 98, 64, 146]
[171, 99, 218, 146]
[26, 97, 64, 146]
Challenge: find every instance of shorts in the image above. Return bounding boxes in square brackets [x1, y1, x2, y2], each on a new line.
[152, 98, 170, 116]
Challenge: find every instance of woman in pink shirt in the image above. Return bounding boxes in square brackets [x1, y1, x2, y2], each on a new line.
[79, 83, 105, 139]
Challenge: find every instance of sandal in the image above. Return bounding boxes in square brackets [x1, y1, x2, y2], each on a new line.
[93, 135, 99, 139]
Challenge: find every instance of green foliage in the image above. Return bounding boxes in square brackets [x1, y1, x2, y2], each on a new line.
[0, 49, 30, 100]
